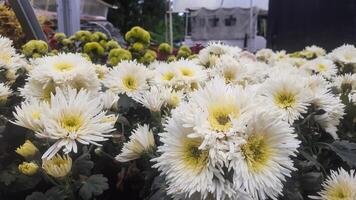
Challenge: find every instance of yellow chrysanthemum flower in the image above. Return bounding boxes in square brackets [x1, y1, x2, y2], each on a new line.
[18, 162, 38, 176]
[15, 140, 38, 158]
[42, 154, 72, 178]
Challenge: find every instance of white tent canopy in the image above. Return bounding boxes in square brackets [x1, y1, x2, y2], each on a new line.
[172, 0, 269, 13]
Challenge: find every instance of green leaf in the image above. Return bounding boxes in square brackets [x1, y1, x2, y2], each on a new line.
[0, 170, 16, 186]
[26, 187, 65, 200]
[25, 192, 47, 200]
[323, 140, 356, 167]
[79, 174, 109, 200]
[72, 152, 94, 176]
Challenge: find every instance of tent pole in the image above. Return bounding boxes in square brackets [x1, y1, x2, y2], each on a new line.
[169, 0, 173, 47]
[249, 0, 254, 52]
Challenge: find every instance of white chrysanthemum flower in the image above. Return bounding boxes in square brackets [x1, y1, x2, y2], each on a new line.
[116, 124, 155, 162]
[306, 75, 345, 139]
[332, 73, 356, 93]
[330, 44, 356, 65]
[94, 64, 110, 80]
[304, 45, 326, 57]
[152, 117, 225, 199]
[39, 87, 115, 159]
[0, 83, 11, 103]
[0, 35, 25, 72]
[258, 73, 311, 124]
[301, 58, 337, 79]
[12, 99, 46, 133]
[102, 60, 151, 96]
[198, 41, 234, 68]
[256, 48, 275, 63]
[99, 90, 119, 110]
[132, 86, 168, 112]
[310, 168, 356, 200]
[232, 112, 300, 200]
[165, 89, 184, 108]
[172, 78, 253, 168]
[212, 54, 248, 84]
[29, 53, 100, 92]
[170, 59, 207, 91]
[271, 50, 288, 64]
[20, 79, 56, 102]
[151, 61, 180, 87]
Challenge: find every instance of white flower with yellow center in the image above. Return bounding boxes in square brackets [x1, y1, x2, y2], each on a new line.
[232, 112, 300, 200]
[116, 124, 155, 162]
[151, 62, 180, 87]
[330, 44, 356, 65]
[332, 73, 356, 93]
[198, 41, 235, 68]
[39, 87, 115, 159]
[132, 86, 168, 112]
[28, 53, 100, 92]
[0, 35, 25, 72]
[94, 64, 110, 80]
[0, 83, 11, 103]
[259, 73, 311, 124]
[212, 54, 248, 85]
[152, 117, 225, 199]
[256, 48, 275, 63]
[170, 59, 207, 91]
[102, 60, 151, 96]
[310, 168, 356, 200]
[13, 99, 46, 133]
[20, 79, 56, 102]
[301, 58, 337, 79]
[304, 45, 326, 57]
[164, 89, 184, 108]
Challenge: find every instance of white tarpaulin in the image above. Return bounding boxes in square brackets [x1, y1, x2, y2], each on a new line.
[172, 0, 269, 13]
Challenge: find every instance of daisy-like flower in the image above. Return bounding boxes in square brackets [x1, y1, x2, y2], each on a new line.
[151, 61, 180, 88]
[0, 35, 25, 72]
[0, 83, 11, 103]
[232, 112, 300, 200]
[270, 50, 288, 64]
[99, 90, 119, 110]
[116, 124, 155, 162]
[132, 86, 168, 112]
[165, 89, 184, 108]
[39, 87, 115, 159]
[303, 45, 326, 58]
[152, 117, 221, 199]
[256, 48, 275, 63]
[198, 41, 234, 68]
[332, 73, 356, 93]
[310, 168, 356, 200]
[42, 154, 72, 178]
[94, 64, 110, 80]
[102, 60, 151, 96]
[301, 57, 337, 79]
[28, 53, 100, 92]
[258, 73, 311, 124]
[20, 79, 56, 102]
[330, 44, 356, 65]
[212, 54, 248, 85]
[12, 98, 46, 133]
[170, 59, 207, 91]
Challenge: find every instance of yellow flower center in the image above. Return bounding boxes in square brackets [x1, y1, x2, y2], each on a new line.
[326, 184, 353, 200]
[180, 67, 194, 77]
[241, 134, 272, 172]
[60, 115, 83, 132]
[317, 63, 327, 72]
[53, 62, 74, 72]
[274, 91, 296, 109]
[0, 53, 12, 65]
[208, 104, 240, 132]
[224, 70, 236, 82]
[32, 111, 41, 120]
[122, 75, 138, 91]
[182, 138, 208, 173]
[162, 72, 175, 81]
